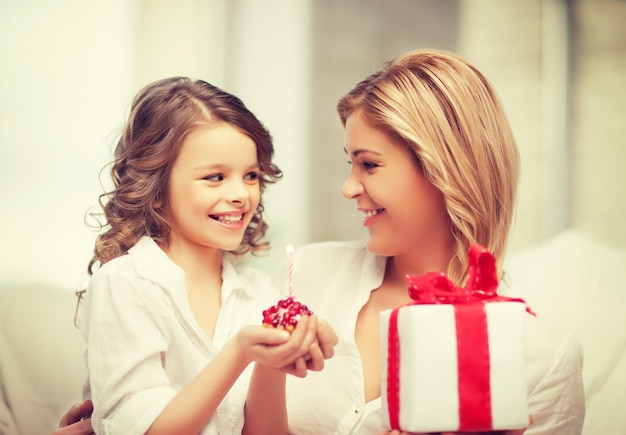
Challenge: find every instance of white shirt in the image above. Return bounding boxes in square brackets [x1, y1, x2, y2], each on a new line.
[274, 240, 585, 435]
[81, 237, 279, 435]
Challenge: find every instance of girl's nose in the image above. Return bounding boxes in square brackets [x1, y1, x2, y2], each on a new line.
[227, 180, 251, 203]
[342, 172, 363, 199]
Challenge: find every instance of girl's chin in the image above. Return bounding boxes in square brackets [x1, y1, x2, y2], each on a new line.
[223, 240, 245, 251]
[210, 235, 245, 252]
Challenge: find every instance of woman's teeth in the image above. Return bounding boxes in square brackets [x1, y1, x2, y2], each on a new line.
[361, 209, 383, 221]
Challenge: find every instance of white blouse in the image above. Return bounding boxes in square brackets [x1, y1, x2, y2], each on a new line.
[81, 236, 279, 435]
[274, 240, 585, 435]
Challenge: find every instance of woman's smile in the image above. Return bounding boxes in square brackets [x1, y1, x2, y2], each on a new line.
[360, 208, 385, 226]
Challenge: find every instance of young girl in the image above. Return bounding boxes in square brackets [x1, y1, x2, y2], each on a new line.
[80, 77, 330, 435]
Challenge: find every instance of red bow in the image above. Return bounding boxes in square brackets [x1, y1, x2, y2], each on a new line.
[406, 244, 535, 315]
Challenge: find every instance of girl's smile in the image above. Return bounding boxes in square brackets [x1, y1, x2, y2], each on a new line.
[209, 211, 247, 229]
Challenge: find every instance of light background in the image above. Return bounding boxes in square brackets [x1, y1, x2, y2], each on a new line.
[1, 0, 624, 292]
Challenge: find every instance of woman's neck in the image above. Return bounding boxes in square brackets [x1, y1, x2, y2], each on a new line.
[383, 243, 452, 289]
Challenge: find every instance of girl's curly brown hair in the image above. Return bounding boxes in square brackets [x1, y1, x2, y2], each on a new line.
[87, 77, 282, 276]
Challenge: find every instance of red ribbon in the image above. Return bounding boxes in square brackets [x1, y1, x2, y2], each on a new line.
[386, 244, 533, 431]
[406, 244, 534, 313]
[387, 309, 402, 430]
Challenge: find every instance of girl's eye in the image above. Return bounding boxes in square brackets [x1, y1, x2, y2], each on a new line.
[204, 174, 224, 182]
[245, 171, 260, 181]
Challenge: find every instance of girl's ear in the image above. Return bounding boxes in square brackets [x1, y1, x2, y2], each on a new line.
[152, 191, 165, 209]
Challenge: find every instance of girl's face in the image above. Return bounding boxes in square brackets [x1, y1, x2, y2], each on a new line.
[166, 123, 260, 253]
[342, 111, 450, 258]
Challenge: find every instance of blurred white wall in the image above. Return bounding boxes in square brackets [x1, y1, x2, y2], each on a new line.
[221, 0, 313, 275]
[0, 0, 312, 290]
[0, 0, 135, 291]
[457, 0, 626, 253]
[1, 0, 624, 292]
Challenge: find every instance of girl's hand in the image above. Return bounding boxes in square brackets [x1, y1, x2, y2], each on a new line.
[236, 314, 319, 377]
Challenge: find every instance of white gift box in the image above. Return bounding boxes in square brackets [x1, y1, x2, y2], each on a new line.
[380, 301, 529, 432]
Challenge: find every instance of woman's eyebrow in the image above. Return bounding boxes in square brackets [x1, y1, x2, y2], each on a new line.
[344, 147, 382, 157]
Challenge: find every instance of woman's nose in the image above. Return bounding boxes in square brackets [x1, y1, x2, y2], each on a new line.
[342, 172, 363, 199]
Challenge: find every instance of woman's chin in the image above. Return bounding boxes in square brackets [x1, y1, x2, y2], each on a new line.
[366, 237, 394, 257]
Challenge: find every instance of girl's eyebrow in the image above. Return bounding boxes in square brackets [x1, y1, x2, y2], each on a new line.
[194, 162, 260, 171]
[194, 163, 225, 171]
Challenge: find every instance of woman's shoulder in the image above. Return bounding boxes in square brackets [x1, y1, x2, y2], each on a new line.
[520, 311, 585, 432]
[500, 281, 583, 377]
[292, 240, 384, 291]
[523, 310, 583, 388]
[297, 240, 370, 263]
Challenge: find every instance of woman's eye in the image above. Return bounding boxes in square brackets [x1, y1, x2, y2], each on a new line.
[204, 174, 223, 182]
[362, 161, 379, 170]
[346, 159, 379, 171]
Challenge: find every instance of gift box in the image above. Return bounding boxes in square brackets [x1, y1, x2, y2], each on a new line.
[380, 244, 532, 432]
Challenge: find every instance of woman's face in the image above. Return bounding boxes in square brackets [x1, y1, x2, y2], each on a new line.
[165, 123, 261, 254]
[342, 111, 450, 258]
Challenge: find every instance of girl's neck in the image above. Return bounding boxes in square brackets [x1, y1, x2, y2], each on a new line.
[163, 240, 224, 290]
[162, 238, 224, 339]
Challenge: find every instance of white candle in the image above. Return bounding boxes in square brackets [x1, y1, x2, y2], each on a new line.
[286, 244, 294, 297]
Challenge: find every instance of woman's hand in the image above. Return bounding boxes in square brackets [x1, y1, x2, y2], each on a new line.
[316, 318, 339, 359]
[53, 400, 94, 435]
[299, 317, 339, 372]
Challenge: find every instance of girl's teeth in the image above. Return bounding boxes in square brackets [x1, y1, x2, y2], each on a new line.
[215, 214, 243, 223]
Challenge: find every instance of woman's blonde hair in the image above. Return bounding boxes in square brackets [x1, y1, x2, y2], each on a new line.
[88, 77, 282, 275]
[337, 49, 519, 284]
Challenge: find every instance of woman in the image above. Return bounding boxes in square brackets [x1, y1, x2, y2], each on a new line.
[273, 49, 584, 434]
